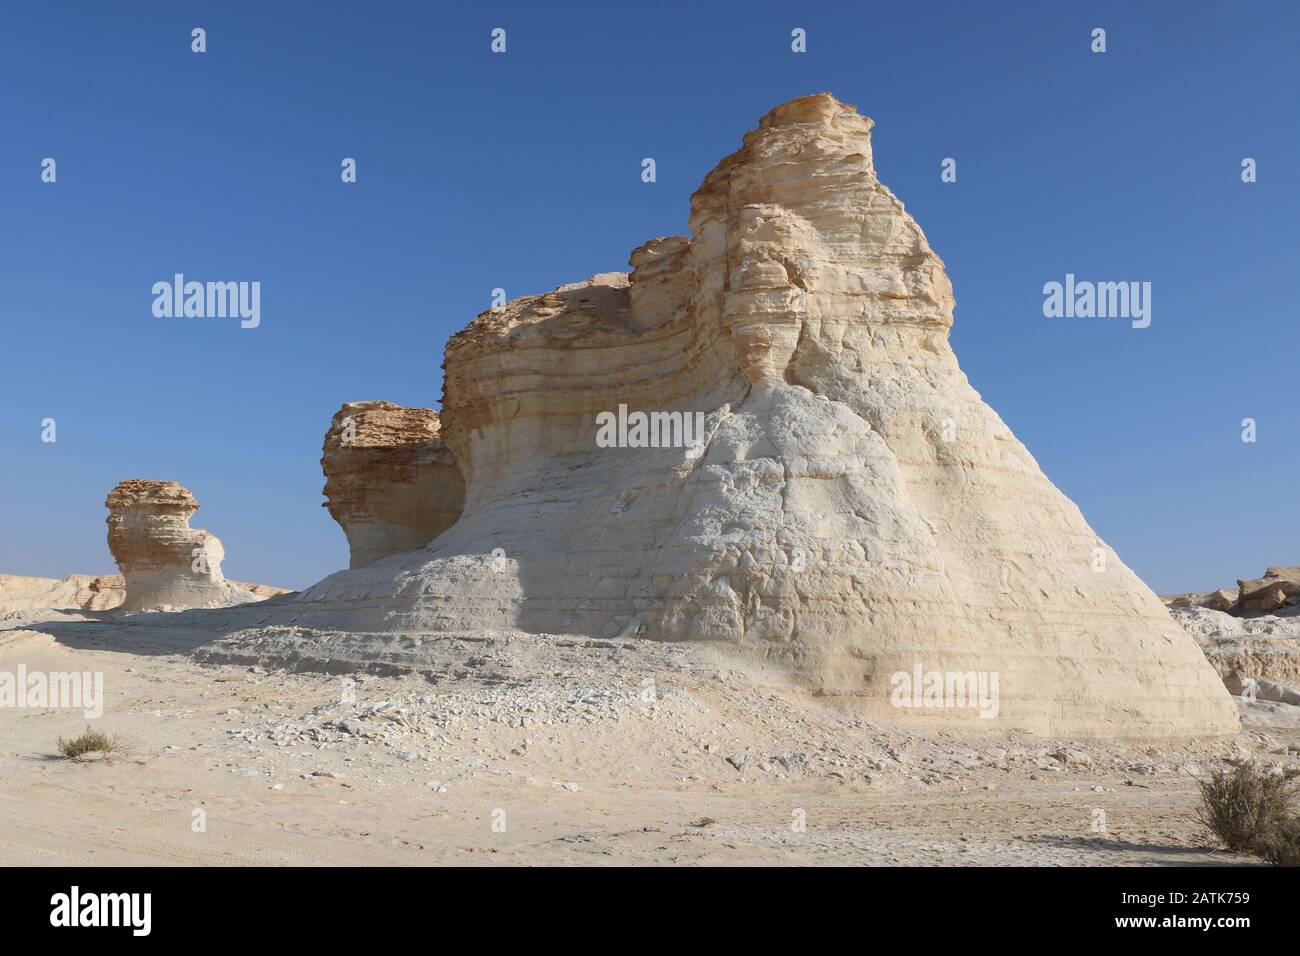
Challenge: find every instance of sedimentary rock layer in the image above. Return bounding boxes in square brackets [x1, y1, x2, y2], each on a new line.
[321, 402, 465, 568]
[286, 93, 1235, 737]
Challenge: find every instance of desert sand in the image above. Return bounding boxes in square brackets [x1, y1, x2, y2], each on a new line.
[1, 607, 1295, 866]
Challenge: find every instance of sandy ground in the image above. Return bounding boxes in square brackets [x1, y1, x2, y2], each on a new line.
[3, 611, 1297, 867]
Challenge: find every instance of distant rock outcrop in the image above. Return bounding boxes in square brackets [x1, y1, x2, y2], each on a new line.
[282, 93, 1234, 738]
[0, 573, 124, 613]
[105, 479, 269, 612]
[1238, 567, 1300, 614]
[0, 571, 287, 617]
[321, 402, 465, 568]
[1164, 589, 1238, 613]
[1163, 566, 1300, 616]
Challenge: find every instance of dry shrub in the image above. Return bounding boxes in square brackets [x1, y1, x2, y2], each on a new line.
[1258, 816, 1300, 867]
[1196, 762, 1295, 855]
[57, 726, 120, 759]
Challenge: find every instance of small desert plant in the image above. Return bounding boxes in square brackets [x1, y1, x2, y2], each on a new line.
[1195, 761, 1295, 854]
[56, 726, 120, 759]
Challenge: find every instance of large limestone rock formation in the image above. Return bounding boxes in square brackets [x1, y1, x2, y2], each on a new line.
[321, 401, 465, 568]
[106, 479, 263, 612]
[291, 93, 1235, 737]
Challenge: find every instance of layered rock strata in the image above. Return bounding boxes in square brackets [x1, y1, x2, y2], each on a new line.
[288, 94, 1235, 737]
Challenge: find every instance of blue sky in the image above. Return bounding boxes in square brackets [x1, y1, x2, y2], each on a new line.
[1, 1, 1296, 593]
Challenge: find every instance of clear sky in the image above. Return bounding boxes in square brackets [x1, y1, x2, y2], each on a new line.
[2, 1, 1296, 593]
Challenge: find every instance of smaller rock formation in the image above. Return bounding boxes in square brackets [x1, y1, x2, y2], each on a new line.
[106, 479, 260, 612]
[321, 402, 465, 568]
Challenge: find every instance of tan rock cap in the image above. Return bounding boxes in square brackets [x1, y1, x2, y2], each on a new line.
[321, 402, 465, 568]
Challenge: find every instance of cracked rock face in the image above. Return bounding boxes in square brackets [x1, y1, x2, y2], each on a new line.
[321, 402, 466, 568]
[289, 93, 1235, 737]
[105, 479, 257, 612]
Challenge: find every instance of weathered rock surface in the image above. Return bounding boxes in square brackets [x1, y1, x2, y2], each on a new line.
[1222, 672, 1300, 706]
[1169, 605, 1300, 688]
[106, 479, 268, 612]
[321, 401, 465, 568]
[281, 93, 1234, 737]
